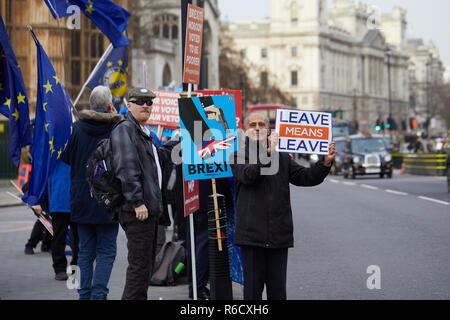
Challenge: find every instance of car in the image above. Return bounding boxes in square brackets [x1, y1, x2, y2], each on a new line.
[308, 137, 346, 175]
[342, 134, 393, 179]
[330, 137, 347, 175]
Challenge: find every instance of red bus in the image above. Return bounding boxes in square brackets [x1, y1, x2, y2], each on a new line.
[246, 104, 290, 129]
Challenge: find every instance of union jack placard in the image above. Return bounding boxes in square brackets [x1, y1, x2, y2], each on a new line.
[178, 95, 238, 181]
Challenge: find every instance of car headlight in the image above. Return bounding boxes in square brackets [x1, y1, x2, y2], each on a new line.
[384, 154, 392, 162]
[353, 156, 360, 164]
[310, 154, 319, 163]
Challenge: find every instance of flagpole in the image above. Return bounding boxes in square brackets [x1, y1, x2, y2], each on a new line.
[73, 43, 114, 108]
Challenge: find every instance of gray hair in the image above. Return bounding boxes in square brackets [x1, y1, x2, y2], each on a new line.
[244, 111, 269, 127]
[89, 86, 112, 110]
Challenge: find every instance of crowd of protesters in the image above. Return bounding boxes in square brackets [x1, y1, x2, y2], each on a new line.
[22, 85, 336, 300]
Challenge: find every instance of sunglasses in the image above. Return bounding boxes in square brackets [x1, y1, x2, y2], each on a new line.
[130, 99, 153, 106]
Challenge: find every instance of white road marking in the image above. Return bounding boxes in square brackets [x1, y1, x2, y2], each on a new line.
[385, 189, 408, 196]
[418, 196, 450, 206]
[361, 184, 379, 190]
[329, 179, 340, 183]
[342, 182, 356, 186]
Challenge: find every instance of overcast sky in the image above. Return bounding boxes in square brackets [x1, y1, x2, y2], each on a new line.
[217, 0, 450, 67]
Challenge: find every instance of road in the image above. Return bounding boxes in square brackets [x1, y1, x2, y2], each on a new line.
[287, 171, 450, 299]
[0, 170, 449, 300]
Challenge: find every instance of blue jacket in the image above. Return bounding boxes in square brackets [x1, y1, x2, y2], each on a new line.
[61, 109, 122, 224]
[48, 160, 71, 213]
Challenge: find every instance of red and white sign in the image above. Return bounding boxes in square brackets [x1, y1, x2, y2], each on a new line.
[146, 90, 180, 129]
[196, 89, 243, 129]
[183, 4, 204, 85]
[183, 169, 199, 217]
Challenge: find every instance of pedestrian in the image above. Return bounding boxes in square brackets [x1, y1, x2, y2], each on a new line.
[28, 160, 78, 280]
[110, 87, 179, 300]
[23, 181, 52, 255]
[230, 112, 336, 300]
[61, 85, 122, 300]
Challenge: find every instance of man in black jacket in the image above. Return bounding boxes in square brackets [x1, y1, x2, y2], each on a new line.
[62, 85, 122, 299]
[110, 88, 178, 300]
[231, 112, 336, 300]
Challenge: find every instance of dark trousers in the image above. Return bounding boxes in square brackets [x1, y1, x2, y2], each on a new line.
[51, 212, 79, 273]
[25, 220, 52, 249]
[186, 210, 209, 296]
[119, 211, 158, 300]
[240, 246, 288, 300]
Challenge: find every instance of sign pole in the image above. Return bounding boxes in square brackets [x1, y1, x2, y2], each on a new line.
[211, 178, 223, 251]
[186, 83, 198, 301]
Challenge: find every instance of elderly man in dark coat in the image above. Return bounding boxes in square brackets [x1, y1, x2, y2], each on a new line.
[231, 112, 336, 300]
[62, 86, 122, 300]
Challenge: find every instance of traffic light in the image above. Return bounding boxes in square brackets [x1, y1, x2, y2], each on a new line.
[375, 119, 382, 132]
[386, 117, 391, 130]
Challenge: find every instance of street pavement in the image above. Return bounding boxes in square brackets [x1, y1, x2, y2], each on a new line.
[0, 180, 244, 300]
[1, 169, 449, 300]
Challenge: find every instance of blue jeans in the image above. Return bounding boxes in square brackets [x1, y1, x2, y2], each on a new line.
[77, 223, 119, 300]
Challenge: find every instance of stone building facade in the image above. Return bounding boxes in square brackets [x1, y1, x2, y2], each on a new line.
[131, 0, 220, 90]
[225, 0, 410, 131]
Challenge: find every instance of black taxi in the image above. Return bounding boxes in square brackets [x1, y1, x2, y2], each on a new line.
[342, 134, 393, 179]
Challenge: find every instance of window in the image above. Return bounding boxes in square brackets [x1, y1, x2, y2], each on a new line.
[172, 25, 178, 39]
[261, 48, 267, 58]
[291, 71, 298, 86]
[71, 61, 81, 86]
[291, 97, 297, 107]
[153, 14, 179, 40]
[163, 24, 169, 39]
[71, 32, 81, 57]
[163, 64, 171, 86]
[291, 47, 297, 57]
[240, 49, 246, 59]
[290, 2, 298, 23]
[260, 72, 268, 87]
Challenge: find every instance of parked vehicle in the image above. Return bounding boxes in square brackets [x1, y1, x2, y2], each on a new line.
[342, 134, 393, 179]
[330, 137, 347, 175]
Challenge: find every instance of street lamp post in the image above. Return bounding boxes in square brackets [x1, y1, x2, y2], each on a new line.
[425, 56, 431, 137]
[385, 46, 393, 132]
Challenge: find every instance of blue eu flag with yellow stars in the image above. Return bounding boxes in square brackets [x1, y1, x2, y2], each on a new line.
[44, 0, 130, 48]
[86, 46, 128, 110]
[0, 15, 31, 167]
[22, 28, 72, 206]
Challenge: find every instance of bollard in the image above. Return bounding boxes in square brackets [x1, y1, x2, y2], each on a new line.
[402, 153, 447, 176]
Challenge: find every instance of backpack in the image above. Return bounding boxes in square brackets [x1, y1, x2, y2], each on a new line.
[150, 240, 186, 286]
[85, 125, 124, 220]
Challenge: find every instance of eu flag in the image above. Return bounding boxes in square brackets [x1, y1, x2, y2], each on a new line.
[44, 0, 130, 48]
[86, 46, 128, 110]
[22, 28, 72, 206]
[0, 15, 31, 167]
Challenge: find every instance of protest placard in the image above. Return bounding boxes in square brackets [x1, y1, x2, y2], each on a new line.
[183, 4, 204, 85]
[146, 89, 180, 129]
[178, 95, 238, 181]
[275, 109, 333, 155]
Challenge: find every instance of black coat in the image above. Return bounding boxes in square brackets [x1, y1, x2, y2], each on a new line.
[61, 110, 122, 224]
[231, 138, 331, 248]
[110, 111, 178, 225]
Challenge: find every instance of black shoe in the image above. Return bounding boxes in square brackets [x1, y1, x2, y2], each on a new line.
[189, 288, 210, 300]
[55, 272, 68, 281]
[24, 247, 34, 255]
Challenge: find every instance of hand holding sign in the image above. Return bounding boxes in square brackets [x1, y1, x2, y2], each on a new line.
[275, 109, 333, 155]
[324, 141, 337, 166]
[267, 132, 279, 155]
